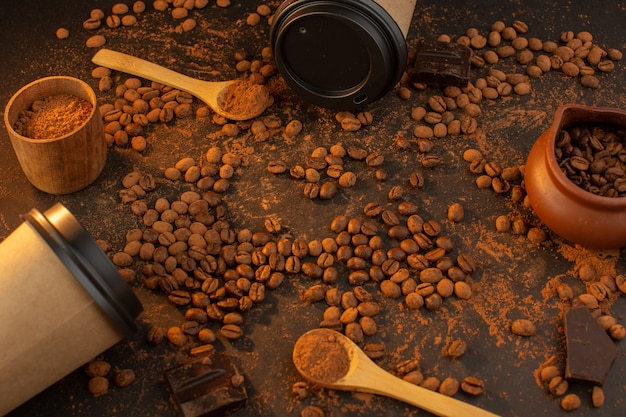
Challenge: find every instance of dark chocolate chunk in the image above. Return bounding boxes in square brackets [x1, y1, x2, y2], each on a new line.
[165, 351, 247, 417]
[411, 40, 471, 88]
[564, 306, 618, 386]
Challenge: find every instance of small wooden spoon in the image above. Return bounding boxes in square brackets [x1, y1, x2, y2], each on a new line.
[91, 48, 270, 121]
[293, 328, 501, 417]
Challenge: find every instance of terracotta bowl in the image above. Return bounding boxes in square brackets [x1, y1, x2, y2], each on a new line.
[525, 104, 626, 249]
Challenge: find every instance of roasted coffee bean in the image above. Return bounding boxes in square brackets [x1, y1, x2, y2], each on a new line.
[454, 281, 472, 299]
[363, 202, 383, 217]
[436, 278, 454, 297]
[357, 301, 381, 317]
[380, 280, 402, 298]
[447, 202, 464, 222]
[180, 320, 201, 335]
[348, 269, 370, 285]
[461, 376, 485, 396]
[166, 326, 188, 347]
[421, 155, 442, 168]
[87, 376, 109, 397]
[410, 230, 431, 248]
[359, 316, 377, 336]
[592, 386, 605, 408]
[399, 239, 419, 255]
[220, 324, 243, 339]
[616, 275, 626, 294]
[344, 322, 364, 343]
[397, 202, 419, 216]
[420, 376, 441, 391]
[380, 258, 400, 275]
[360, 221, 378, 236]
[406, 253, 430, 271]
[438, 377, 460, 397]
[363, 343, 385, 359]
[456, 253, 476, 274]
[353, 244, 372, 259]
[409, 172, 425, 188]
[609, 324, 626, 340]
[386, 247, 406, 262]
[511, 318, 536, 336]
[424, 293, 443, 310]
[387, 185, 404, 201]
[184, 307, 209, 324]
[302, 284, 325, 303]
[267, 160, 287, 174]
[588, 281, 611, 301]
[113, 369, 136, 388]
[425, 247, 446, 263]
[388, 225, 410, 240]
[420, 268, 443, 283]
[85, 360, 111, 378]
[445, 339, 467, 358]
[338, 171, 357, 188]
[548, 376, 568, 397]
[396, 358, 420, 375]
[365, 151, 384, 167]
[539, 366, 560, 383]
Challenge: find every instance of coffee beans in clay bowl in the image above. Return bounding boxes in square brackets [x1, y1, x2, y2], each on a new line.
[525, 104, 626, 249]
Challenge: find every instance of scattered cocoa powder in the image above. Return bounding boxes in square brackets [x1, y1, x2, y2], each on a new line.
[13, 94, 92, 139]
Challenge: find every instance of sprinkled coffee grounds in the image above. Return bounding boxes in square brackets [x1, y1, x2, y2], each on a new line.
[217, 80, 270, 118]
[13, 94, 92, 139]
[293, 330, 350, 385]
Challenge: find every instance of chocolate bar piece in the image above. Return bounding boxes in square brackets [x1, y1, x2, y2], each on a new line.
[564, 306, 618, 386]
[165, 351, 247, 417]
[411, 40, 471, 88]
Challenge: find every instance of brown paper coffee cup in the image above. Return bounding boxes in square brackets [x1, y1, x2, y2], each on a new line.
[0, 204, 142, 416]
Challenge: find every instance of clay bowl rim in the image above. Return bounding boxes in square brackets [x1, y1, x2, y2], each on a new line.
[542, 103, 626, 209]
[4, 75, 99, 144]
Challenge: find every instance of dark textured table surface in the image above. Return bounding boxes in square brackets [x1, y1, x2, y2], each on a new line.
[1, 1, 626, 417]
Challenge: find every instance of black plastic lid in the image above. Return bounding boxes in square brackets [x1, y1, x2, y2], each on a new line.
[270, 0, 408, 109]
[22, 203, 142, 339]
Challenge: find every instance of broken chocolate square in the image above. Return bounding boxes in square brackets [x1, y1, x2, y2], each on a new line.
[411, 40, 472, 88]
[564, 306, 619, 386]
[165, 351, 247, 417]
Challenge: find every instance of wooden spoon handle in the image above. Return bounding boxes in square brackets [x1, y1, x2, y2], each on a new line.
[91, 48, 207, 96]
[358, 364, 501, 417]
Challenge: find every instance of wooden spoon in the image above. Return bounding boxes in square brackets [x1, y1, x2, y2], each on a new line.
[91, 48, 270, 121]
[293, 328, 501, 417]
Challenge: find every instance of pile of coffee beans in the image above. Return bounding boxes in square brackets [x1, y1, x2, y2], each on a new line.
[555, 123, 626, 197]
[113, 147, 295, 348]
[94, 76, 195, 151]
[285, 197, 487, 399]
[403, 21, 622, 144]
[267, 142, 400, 201]
[109, 136, 489, 405]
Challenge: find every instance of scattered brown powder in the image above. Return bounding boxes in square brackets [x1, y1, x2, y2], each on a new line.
[13, 93, 92, 139]
[558, 244, 620, 280]
[293, 330, 350, 385]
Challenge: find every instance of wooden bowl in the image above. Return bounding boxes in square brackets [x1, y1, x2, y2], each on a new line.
[525, 104, 626, 249]
[4, 76, 106, 194]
